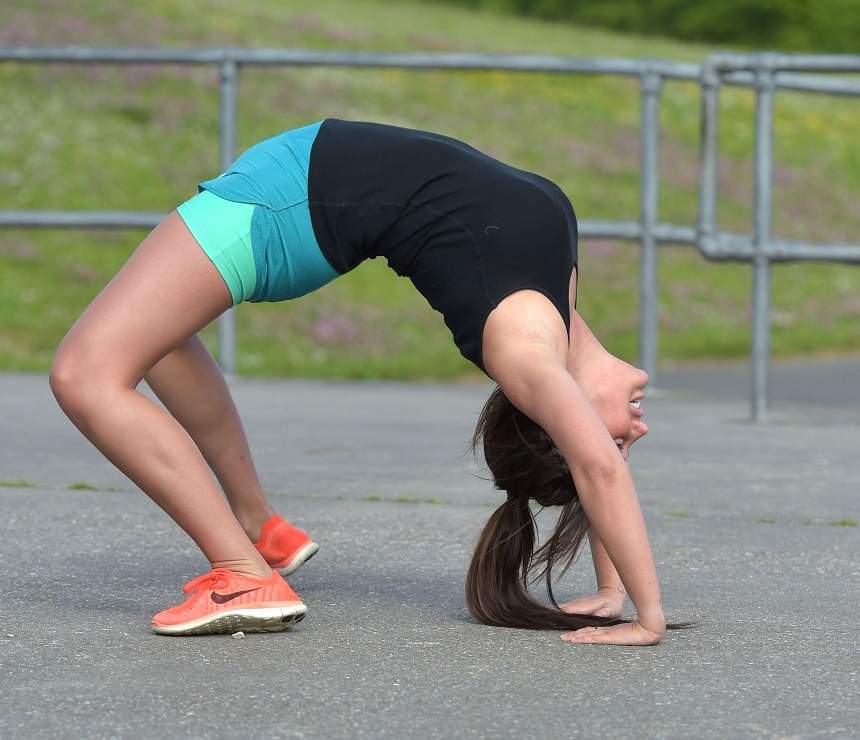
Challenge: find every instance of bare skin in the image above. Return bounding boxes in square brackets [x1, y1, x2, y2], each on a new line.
[482, 270, 664, 647]
[559, 527, 626, 618]
[144, 334, 275, 541]
[50, 212, 273, 579]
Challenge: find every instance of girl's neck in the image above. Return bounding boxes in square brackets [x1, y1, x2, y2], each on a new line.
[567, 310, 606, 376]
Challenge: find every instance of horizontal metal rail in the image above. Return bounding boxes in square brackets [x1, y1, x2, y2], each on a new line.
[709, 52, 860, 72]
[3, 46, 860, 96]
[8, 209, 855, 264]
[0, 211, 165, 229]
[0, 46, 701, 78]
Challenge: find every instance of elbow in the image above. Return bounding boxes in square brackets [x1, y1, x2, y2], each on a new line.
[573, 454, 627, 491]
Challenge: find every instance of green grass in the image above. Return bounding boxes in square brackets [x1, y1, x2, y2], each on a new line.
[393, 495, 446, 504]
[0, 478, 37, 488]
[664, 509, 690, 518]
[0, 479, 124, 491]
[804, 517, 858, 527]
[364, 494, 447, 504]
[1, 0, 859, 378]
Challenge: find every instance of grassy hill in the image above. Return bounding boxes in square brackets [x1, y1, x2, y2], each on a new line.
[1, 0, 858, 379]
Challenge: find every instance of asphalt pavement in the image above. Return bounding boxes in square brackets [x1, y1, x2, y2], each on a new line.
[0, 358, 857, 739]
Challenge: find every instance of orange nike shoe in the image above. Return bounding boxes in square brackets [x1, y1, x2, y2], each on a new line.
[253, 514, 319, 575]
[151, 567, 307, 636]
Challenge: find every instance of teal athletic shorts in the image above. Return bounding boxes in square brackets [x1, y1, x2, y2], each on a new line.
[176, 120, 340, 306]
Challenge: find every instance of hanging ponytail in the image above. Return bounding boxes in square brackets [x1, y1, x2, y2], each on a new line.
[466, 495, 626, 630]
[466, 386, 624, 630]
[466, 385, 693, 631]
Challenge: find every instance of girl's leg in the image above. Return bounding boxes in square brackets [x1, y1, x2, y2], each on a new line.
[143, 334, 275, 540]
[49, 211, 271, 578]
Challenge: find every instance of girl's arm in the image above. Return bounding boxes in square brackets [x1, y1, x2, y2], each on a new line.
[558, 527, 626, 618]
[537, 364, 664, 637]
[590, 527, 626, 593]
[485, 336, 665, 645]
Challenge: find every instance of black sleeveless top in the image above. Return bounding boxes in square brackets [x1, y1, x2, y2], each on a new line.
[307, 119, 578, 376]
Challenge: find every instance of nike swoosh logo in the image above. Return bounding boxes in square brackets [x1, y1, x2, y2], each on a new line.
[211, 587, 261, 604]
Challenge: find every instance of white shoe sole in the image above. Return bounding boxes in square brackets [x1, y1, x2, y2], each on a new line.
[276, 542, 319, 576]
[152, 603, 307, 636]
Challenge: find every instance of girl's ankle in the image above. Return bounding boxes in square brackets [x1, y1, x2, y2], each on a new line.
[236, 509, 278, 543]
[210, 557, 272, 580]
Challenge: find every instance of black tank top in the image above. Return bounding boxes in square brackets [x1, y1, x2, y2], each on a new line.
[307, 119, 578, 376]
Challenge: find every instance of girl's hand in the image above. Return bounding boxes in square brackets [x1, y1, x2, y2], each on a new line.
[561, 620, 665, 646]
[558, 586, 625, 619]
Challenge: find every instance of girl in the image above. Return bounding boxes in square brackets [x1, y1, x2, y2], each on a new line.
[51, 118, 678, 644]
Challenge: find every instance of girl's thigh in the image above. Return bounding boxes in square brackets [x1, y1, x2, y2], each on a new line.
[55, 211, 233, 387]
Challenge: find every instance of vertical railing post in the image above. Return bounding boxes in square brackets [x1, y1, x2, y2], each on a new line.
[698, 60, 720, 253]
[217, 55, 239, 375]
[639, 70, 662, 382]
[751, 63, 775, 422]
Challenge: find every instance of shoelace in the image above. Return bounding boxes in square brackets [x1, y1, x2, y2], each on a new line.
[182, 568, 235, 594]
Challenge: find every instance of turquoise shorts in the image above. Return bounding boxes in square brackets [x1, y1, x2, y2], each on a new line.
[176, 120, 340, 306]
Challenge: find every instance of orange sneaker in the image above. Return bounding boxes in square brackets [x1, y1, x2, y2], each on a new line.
[253, 514, 319, 575]
[151, 567, 307, 636]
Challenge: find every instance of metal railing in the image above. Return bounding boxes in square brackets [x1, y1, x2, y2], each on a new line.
[2, 46, 859, 419]
[697, 53, 860, 421]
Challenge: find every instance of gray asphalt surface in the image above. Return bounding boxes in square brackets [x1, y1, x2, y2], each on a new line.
[1, 359, 858, 739]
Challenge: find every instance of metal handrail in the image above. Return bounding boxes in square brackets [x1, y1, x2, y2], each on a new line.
[698, 53, 860, 421]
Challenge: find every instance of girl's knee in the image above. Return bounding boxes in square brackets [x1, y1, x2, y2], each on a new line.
[49, 339, 119, 418]
[50, 345, 86, 415]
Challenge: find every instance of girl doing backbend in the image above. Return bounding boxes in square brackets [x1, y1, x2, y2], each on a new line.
[51, 118, 686, 645]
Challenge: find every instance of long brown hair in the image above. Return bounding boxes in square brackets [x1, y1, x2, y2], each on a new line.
[466, 385, 692, 631]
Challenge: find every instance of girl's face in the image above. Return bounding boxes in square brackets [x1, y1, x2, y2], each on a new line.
[577, 354, 650, 462]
